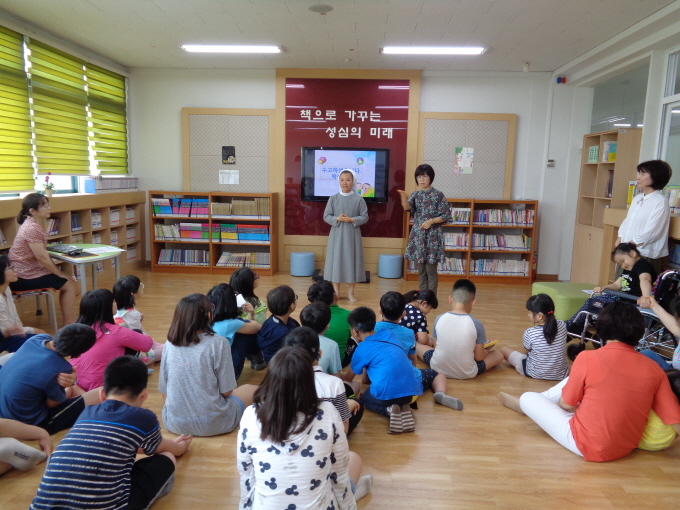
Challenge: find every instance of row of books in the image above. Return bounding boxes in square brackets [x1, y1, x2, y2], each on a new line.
[216, 252, 271, 268]
[449, 207, 471, 224]
[469, 259, 529, 276]
[473, 209, 534, 226]
[110, 209, 121, 226]
[662, 186, 680, 213]
[46, 218, 61, 236]
[127, 227, 136, 243]
[95, 176, 138, 192]
[154, 224, 207, 241]
[471, 234, 531, 251]
[444, 233, 469, 249]
[125, 207, 136, 221]
[72, 234, 84, 243]
[407, 257, 467, 275]
[151, 198, 211, 218]
[157, 249, 210, 266]
[216, 224, 270, 243]
[604, 169, 614, 198]
[71, 213, 82, 232]
[602, 141, 617, 162]
[127, 246, 137, 262]
[213, 198, 271, 218]
[91, 212, 103, 229]
[587, 145, 599, 164]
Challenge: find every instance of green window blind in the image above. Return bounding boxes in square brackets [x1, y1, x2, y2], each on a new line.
[86, 63, 128, 174]
[0, 26, 34, 191]
[28, 39, 90, 175]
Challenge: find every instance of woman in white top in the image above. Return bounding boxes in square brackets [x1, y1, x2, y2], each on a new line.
[0, 255, 45, 349]
[618, 160, 672, 273]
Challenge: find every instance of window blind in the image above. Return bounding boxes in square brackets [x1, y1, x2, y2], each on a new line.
[86, 63, 128, 174]
[0, 26, 34, 191]
[28, 39, 90, 175]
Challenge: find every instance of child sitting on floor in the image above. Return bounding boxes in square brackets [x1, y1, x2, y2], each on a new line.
[0, 418, 52, 476]
[256, 285, 300, 363]
[31, 356, 192, 509]
[113, 275, 164, 364]
[416, 279, 503, 379]
[638, 368, 680, 451]
[308, 279, 354, 365]
[72, 289, 154, 390]
[299, 301, 342, 375]
[499, 294, 570, 380]
[400, 289, 438, 346]
[0, 324, 102, 434]
[230, 267, 268, 324]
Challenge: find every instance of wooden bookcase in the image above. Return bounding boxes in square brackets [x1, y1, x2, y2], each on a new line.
[0, 192, 146, 279]
[149, 191, 278, 276]
[571, 128, 642, 284]
[403, 199, 538, 284]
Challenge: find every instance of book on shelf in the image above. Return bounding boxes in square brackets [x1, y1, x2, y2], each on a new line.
[587, 145, 599, 164]
[471, 234, 531, 251]
[0, 228, 6, 246]
[158, 249, 210, 266]
[627, 181, 642, 208]
[606, 169, 614, 198]
[126, 227, 136, 243]
[127, 246, 137, 262]
[110, 209, 120, 225]
[662, 185, 680, 213]
[216, 251, 271, 268]
[444, 232, 469, 250]
[125, 207, 135, 222]
[95, 261, 104, 273]
[469, 259, 529, 277]
[449, 207, 471, 224]
[71, 234, 84, 244]
[211, 197, 271, 219]
[71, 213, 82, 232]
[111, 230, 119, 246]
[407, 256, 466, 275]
[602, 141, 617, 162]
[46, 218, 61, 236]
[91, 212, 102, 229]
[92, 233, 102, 244]
[473, 208, 534, 226]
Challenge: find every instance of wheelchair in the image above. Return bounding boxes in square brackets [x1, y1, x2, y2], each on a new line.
[566, 270, 680, 361]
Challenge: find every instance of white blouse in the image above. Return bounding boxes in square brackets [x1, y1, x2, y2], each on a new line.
[0, 287, 33, 335]
[618, 191, 670, 259]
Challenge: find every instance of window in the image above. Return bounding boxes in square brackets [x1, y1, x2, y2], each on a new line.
[589, 64, 649, 133]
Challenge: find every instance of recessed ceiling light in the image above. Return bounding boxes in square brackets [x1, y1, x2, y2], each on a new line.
[181, 45, 281, 53]
[613, 124, 631, 127]
[381, 46, 486, 55]
[309, 4, 333, 13]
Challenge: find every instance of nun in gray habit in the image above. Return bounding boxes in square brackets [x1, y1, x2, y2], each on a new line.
[323, 169, 368, 302]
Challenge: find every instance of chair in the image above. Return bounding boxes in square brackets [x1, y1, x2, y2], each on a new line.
[11, 288, 58, 336]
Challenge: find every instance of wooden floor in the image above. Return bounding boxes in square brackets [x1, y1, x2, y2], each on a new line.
[4, 269, 680, 509]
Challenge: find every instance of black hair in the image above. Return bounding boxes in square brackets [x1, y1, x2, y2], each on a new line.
[452, 278, 476, 305]
[253, 346, 319, 443]
[17, 193, 48, 225]
[596, 301, 645, 346]
[112, 275, 141, 311]
[414, 164, 435, 185]
[103, 355, 148, 397]
[347, 306, 376, 333]
[283, 326, 321, 360]
[52, 323, 96, 358]
[77, 289, 115, 333]
[402, 289, 438, 309]
[267, 285, 297, 316]
[526, 294, 558, 345]
[167, 293, 215, 347]
[380, 291, 406, 322]
[300, 302, 331, 334]
[229, 267, 260, 309]
[664, 369, 680, 403]
[207, 283, 239, 322]
[307, 280, 335, 306]
[637, 160, 672, 190]
[0, 254, 9, 285]
[611, 242, 640, 260]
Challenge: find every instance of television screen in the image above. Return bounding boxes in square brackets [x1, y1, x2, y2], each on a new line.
[301, 147, 390, 203]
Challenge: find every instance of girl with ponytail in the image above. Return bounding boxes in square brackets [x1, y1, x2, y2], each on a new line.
[500, 294, 569, 380]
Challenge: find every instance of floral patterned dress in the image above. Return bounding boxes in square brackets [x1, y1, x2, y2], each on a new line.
[405, 187, 452, 264]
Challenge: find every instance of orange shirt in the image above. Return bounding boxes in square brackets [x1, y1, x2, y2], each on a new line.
[563, 342, 680, 462]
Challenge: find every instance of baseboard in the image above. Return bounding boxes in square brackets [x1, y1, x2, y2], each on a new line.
[535, 273, 559, 282]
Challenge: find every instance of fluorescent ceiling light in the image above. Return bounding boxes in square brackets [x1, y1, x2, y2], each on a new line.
[381, 46, 485, 55]
[378, 85, 410, 90]
[181, 45, 281, 53]
[286, 84, 305, 88]
[613, 124, 631, 127]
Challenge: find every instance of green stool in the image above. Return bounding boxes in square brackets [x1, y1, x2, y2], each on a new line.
[531, 282, 592, 321]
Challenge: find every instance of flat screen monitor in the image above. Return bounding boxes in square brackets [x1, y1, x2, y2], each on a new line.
[300, 147, 390, 203]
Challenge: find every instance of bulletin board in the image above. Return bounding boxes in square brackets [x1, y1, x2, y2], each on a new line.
[418, 112, 516, 199]
[181, 108, 276, 192]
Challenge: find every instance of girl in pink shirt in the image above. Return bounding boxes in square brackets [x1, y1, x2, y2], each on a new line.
[70, 289, 153, 391]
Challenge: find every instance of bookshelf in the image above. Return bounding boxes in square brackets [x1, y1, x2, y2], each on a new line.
[571, 128, 642, 284]
[149, 191, 278, 276]
[0, 192, 146, 281]
[403, 199, 538, 284]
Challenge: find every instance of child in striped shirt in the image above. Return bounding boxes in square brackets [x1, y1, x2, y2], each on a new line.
[500, 294, 569, 380]
[31, 356, 192, 510]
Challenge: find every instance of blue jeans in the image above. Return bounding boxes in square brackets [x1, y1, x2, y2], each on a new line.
[360, 387, 414, 417]
[640, 350, 672, 370]
[0, 333, 34, 354]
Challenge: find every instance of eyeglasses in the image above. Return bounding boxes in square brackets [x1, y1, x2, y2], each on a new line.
[39, 203, 51, 209]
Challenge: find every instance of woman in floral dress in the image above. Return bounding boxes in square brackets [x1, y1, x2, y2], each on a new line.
[398, 164, 452, 294]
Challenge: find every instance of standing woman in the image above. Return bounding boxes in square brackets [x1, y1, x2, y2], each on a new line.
[9, 193, 78, 325]
[324, 169, 368, 303]
[617, 160, 672, 275]
[398, 164, 452, 294]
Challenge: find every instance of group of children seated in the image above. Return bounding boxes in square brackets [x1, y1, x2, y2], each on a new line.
[1, 260, 680, 508]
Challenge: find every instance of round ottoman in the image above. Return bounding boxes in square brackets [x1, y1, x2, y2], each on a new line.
[290, 251, 315, 277]
[378, 254, 403, 279]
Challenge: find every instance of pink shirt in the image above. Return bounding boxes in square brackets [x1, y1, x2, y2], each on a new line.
[10, 216, 50, 280]
[70, 323, 153, 391]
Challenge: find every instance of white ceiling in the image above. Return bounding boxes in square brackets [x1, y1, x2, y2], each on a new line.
[0, 0, 677, 72]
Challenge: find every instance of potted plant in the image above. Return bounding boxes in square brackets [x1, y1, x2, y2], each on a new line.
[41, 172, 55, 197]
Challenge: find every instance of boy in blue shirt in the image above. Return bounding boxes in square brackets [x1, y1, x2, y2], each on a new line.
[257, 285, 300, 362]
[31, 355, 192, 509]
[0, 324, 103, 434]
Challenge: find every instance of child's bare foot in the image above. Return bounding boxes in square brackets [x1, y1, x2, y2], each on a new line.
[348, 294, 358, 303]
[499, 392, 524, 414]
